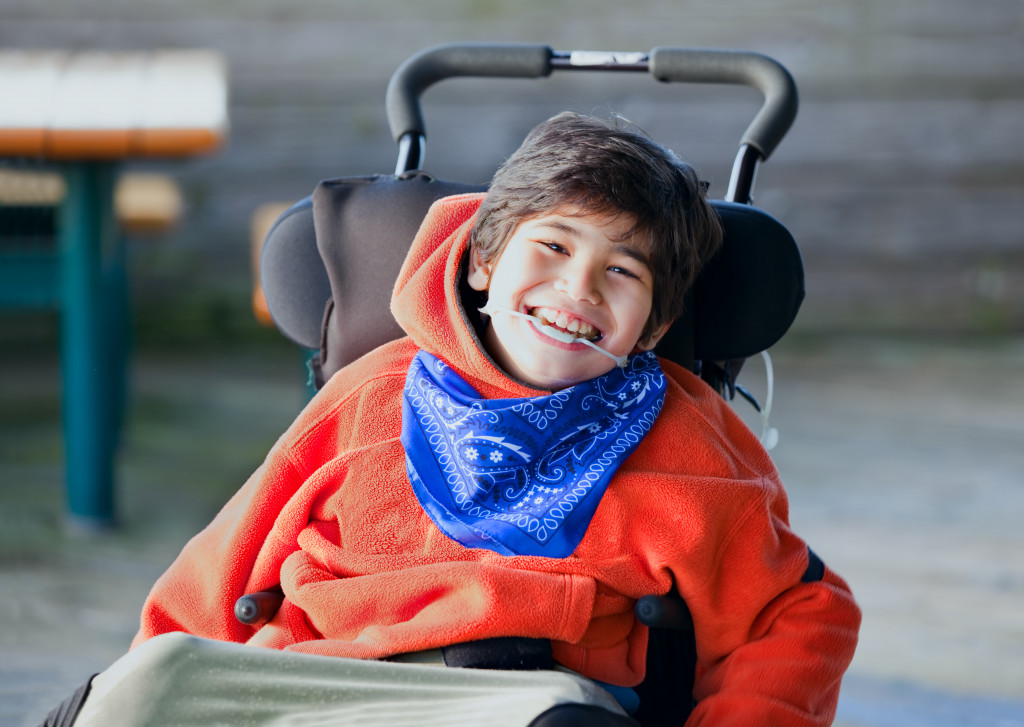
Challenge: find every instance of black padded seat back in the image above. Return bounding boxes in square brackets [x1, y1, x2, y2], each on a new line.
[651, 199, 804, 380]
[260, 171, 803, 388]
[259, 195, 325, 350]
[315, 173, 484, 379]
[692, 201, 804, 361]
[261, 172, 480, 376]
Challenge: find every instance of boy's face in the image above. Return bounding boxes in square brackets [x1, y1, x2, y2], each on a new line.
[468, 206, 669, 391]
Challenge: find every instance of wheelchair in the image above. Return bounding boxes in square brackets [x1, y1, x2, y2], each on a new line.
[234, 43, 810, 727]
[41, 43, 821, 727]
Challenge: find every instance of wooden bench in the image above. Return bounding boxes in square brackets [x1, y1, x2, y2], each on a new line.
[0, 49, 227, 530]
[0, 169, 183, 299]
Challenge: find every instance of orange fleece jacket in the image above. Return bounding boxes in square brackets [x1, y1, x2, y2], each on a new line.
[134, 194, 860, 726]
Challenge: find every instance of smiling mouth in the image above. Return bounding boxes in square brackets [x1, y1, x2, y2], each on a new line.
[528, 307, 602, 342]
[478, 303, 630, 368]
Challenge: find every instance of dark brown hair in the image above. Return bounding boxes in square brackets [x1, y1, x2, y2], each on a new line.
[471, 111, 723, 341]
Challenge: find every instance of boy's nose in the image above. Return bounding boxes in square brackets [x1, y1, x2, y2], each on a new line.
[555, 261, 601, 304]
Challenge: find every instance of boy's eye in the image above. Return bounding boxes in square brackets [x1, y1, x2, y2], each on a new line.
[609, 265, 641, 280]
[540, 241, 568, 254]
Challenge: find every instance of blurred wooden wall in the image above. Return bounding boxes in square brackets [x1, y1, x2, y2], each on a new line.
[2, 0, 1021, 335]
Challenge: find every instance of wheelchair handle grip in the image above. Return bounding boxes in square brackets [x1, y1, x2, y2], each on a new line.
[386, 43, 797, 162]
[649, 47, 798, 160]
[386, 43, 554, 144]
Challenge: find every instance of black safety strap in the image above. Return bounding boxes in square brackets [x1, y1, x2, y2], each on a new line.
[529, 703, 641, 727]
[39, 675, 95, 727]
[441, 636, 554, 670]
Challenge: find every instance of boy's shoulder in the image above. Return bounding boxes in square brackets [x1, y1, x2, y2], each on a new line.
[644, 356, 778, 483]
[293, 337, 420, 432]
[330, 336, 421, 391]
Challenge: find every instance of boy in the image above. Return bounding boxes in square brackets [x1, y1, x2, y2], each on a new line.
[58, 112, 859, 726]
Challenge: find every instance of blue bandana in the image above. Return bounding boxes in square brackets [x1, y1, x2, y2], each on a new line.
[401, 350, 667, 558]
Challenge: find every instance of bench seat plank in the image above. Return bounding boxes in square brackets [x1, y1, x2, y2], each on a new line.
[0, 50, 227, 159]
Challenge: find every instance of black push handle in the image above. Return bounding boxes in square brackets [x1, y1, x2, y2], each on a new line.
[649, 47, 797, 160]
[385, 43, 798, 161]
[386, 43, 554, 145]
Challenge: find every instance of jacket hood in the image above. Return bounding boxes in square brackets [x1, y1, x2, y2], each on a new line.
[390, 193, 545, 399]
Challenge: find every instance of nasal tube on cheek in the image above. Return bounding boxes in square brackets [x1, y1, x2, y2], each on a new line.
[479, 304, 630, 368]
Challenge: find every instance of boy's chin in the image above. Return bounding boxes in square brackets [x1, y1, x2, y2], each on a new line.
[516, 357, 618, 391]
[484, 321, 621, 390]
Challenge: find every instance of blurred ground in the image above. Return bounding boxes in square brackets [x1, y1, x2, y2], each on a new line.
[1, 332, 1022, 726]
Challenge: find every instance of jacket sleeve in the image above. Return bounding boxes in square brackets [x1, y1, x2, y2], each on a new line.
[130, 433, 310, 647]
[682, 488, 862, 727]
[130, 341, 414, 649]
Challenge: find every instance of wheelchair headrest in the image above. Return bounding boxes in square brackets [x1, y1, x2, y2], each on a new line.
[260, 172, 803, 383]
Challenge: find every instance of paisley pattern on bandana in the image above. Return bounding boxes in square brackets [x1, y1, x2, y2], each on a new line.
[401, 350, 667, 557]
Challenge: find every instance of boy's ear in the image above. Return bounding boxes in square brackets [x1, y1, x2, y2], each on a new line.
[636, 320, 673, 351]
[467, 246, 491, 291]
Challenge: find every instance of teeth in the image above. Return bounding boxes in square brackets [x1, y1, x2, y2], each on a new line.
[529, 307, 599, 341]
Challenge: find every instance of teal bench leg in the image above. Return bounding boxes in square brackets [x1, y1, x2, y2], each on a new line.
[59, 162, 127, 530]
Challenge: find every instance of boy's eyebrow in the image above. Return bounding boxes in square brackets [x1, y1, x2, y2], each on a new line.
[612, 242, 653, 270]
[532, 220, 653, 270]
[533, 220, 581, 237]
